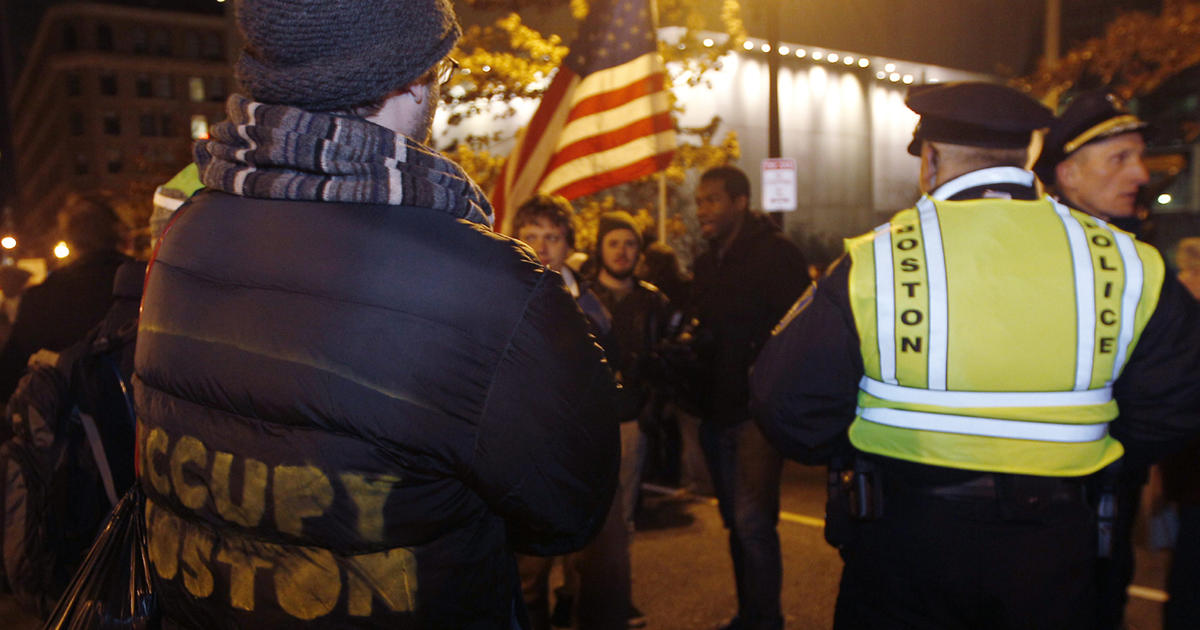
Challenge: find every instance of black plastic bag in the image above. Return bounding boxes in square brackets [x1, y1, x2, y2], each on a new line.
[42, 484, 160, 630]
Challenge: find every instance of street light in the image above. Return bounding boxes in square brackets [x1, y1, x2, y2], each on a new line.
[54, 241, 70, 259]
[0, 236, 14, 250]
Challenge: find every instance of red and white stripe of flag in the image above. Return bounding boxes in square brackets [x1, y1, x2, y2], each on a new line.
[493, 52, 676, 234]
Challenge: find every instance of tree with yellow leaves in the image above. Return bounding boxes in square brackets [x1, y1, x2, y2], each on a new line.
[1017, 0, 1200, 102]
[445, 0, 747, 258]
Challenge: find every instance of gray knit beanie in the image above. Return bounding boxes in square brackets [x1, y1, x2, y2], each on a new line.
[235, 0, 461, 112]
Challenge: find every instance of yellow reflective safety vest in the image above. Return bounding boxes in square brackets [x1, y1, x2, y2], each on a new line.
[845, 193, 1165, 477]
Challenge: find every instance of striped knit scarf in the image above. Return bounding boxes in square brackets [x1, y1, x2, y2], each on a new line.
[194, 94, 494, 228]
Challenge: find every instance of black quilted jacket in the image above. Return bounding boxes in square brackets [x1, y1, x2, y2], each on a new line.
[135, 190, 619, 629]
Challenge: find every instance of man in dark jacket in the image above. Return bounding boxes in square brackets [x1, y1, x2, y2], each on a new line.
[134, 1, 620, 628]
[0, 194, 129, 402]
[689, 166, 810, 630]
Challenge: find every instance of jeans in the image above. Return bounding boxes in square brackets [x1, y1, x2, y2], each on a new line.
[619, 420, 647, 533]
[700, 418, 784, 630]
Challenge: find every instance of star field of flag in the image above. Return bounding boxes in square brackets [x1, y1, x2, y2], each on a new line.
[567, 0, 659, 77]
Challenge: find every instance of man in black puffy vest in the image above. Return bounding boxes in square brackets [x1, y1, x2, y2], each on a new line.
[134, 1, 621, 628]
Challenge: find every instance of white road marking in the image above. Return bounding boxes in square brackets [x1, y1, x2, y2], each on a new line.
[642, 483, 1170, 603]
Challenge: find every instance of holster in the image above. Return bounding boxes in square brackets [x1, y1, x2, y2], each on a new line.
[824, 451, 883, 549]
[1093, 462, 1121, 559]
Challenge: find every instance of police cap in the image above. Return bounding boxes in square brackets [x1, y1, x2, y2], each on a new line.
[905, 81, 1054, 156]
[1032, 90, 1149, 186]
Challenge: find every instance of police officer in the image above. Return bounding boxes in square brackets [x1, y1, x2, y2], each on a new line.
[1035, 91, 1154, 630]
[750, 82, 1200, 630]
[1034, 90, 1150, 233]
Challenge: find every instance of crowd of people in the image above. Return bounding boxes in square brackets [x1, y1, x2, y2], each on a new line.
[1, 1, 1200, 629]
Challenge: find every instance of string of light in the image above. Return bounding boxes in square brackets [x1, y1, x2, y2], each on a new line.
[700, 37, 922, 85]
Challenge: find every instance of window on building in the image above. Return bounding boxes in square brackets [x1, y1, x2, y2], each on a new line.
[65, 72, 81, 96]
[184, 32, 200, 58]
[131, 27, 148, 54]
[106, 150, 123, 174]
[74, 153, 89, 175]
[160, 114, 173, 137]
[152, 29, 171, 55]
[207, 77, 226, 102]
[70, 111, 85, 136]
[139, 114, 157, 136]
[63, 24, 78, 51]
[154, 75, 173, 99]
[97, 24, 114, 51]
[190, 115, 209, 140]
[100, 73, 118, 96]
[188, 77, 205, 102]
[103, 113, 120, 135]
[201, 32, 223, 60]
[135, 75, 152, 98]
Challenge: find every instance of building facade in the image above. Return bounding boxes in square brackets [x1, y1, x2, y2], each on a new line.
[8, 2, 233, 251]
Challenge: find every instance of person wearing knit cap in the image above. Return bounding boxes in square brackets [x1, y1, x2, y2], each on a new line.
[1033, 90, 1151, 230]
[585, 210, 667, 628]
[134, 1, 620, 628]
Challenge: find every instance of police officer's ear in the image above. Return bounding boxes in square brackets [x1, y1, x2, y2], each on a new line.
[1055, 158, 1079, 194]
[919, 142, 940, 193]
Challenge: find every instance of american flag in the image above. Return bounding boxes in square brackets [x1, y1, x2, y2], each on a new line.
[491, 0, 676, 232]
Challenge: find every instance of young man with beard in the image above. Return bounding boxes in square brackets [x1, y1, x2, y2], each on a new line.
[591, 211, 670, 532]
[578, 211, 668, 628]
[133, 1, 620, 628]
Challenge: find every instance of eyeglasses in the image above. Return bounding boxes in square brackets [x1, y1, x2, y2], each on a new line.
[435, 57, 460, 86]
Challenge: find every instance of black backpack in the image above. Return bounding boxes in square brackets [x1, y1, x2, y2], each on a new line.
[0, 264, 141, 617]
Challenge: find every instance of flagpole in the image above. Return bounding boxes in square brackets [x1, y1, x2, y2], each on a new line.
[657, 172, 667, 244]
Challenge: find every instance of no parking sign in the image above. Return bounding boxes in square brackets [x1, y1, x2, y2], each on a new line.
[762, 158, 797, 212]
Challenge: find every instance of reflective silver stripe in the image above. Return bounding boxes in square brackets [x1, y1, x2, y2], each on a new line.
[1108, 226, 1143, 385]
[916, 197, 948, 390]
[858, 406, 1109, 443]
[873, 223, 897, 384]
[860, 376, 1113, 407]
[930, 167, 1035, 201]
[1052, 200, 1096, 390]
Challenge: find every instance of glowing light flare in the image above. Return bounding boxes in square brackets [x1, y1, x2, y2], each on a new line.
[743, 41, 754, 51]
[885, 63, 896, 72]
[876, 71, 886, 79]
[889, 73, 901, 82]
[812, 51, 824, 60]
[1158, 193, 1173, 205]
[843, 56, 855, 65]
[902, 74, 914, 84]
[827, 53, 839, 63]
[54, 242, 70, 259]
[0, 236, 14, 250]
[778, 46, 790, 55]
[795, 49, 806, 58]
[761, 43, 771, 53]
[703, 38, 715, 47]
[859, 58, 870, 68]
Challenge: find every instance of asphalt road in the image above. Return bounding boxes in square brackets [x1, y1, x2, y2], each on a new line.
[628, 462, 1169, 630]
[0, 462, 1172, 630]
